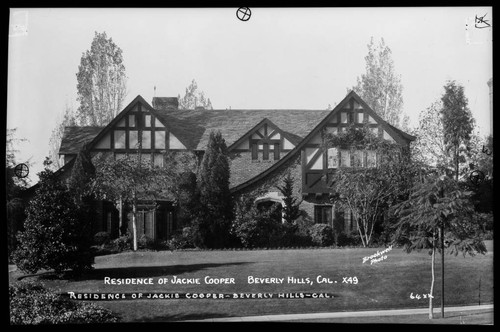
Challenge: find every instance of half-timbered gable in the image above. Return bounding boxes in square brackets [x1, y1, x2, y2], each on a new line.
[52, 90, 415, 241]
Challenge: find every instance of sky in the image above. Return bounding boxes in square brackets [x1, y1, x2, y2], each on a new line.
[7, 7, 493, 184]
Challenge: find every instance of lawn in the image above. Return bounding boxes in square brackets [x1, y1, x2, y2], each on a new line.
[9, 241, 493, 322]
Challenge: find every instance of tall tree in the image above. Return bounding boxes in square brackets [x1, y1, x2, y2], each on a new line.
[353, 37, 405, 128]
[392, 173, 486, 319]
[196, 131, 233, 248]
[440, 80, 475, 181]
[411, 101, 448, 170]
[276, 173, 301, 224]
[178, 79, 213, 110]
[92, 153, 177, 251]
[48, 102, 77, 170]
[325, 125, 414, 247]
[76, 31, 127, 126]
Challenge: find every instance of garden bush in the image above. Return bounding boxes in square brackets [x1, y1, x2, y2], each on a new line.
[137, 235, 155, 250]
[309, 224, 334, 247]
[13, 169, 94, 277]
[9, 281, 119, 324]
[107, 234, 131, 252]
[93, 231, 111, 246]
[336, 231, 362, 247]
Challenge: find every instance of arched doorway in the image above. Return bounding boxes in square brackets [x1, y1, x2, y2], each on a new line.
[255, 192, 285, 223]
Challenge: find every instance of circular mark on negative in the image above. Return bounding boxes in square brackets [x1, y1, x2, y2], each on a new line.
[14, 163, 29, 178]
[236, 7, 251, 21]
[469, 170, 485, 186]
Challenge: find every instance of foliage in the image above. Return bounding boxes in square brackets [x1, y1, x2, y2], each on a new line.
[276, 172, 301, 224]
[93, 231, 111, 245]
[440, 80, 475, 180]
[166, 228, 196, 251]
[352, 37, 407, 128]
[391, 172, 486, 319]
[411, 101, 448, 170]
[196, 131, 234, 248]
[178, 79, 213, 110]
[13, 167, 94, 276]
[175, 171, 199, 227]
[48, 102, 77, 170]
[336, 231, 362, 247]
[325, 124, 415, 247]
[392, 174, 486, 255]
[308, 224, 334, 247]
[109, 234, 132, 252]
[9, 281, 120, 324]
[68, 143, 96, 204]
[6, 130, 28, 255]
[76, 31, 127, 126]
[92, 152, 177, 250]
[137, 235, 155, 250]
[231, 195, 283, 248]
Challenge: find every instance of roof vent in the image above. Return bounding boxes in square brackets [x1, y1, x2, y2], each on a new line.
[152, 97, 179, 111]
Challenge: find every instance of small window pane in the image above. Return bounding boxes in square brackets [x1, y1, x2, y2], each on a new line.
[142, 131, 151, 149]
[155, 131, 166, 149]
[367, 150, 377, 168]
[129, 115, 136, 127]
[353, 150, 365, 167]
[129, 131, 139, 148]
[327, 148, 338, 169]
[340, 150, 350, 167]
[117, 118, 126, 127]
[153, 153, 164, 167]
[155, 117, 163, 128]
[114, 131, 126, 149]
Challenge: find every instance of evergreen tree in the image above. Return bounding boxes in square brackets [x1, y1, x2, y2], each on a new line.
[276, 173, 301, 224]
[196, 131, 233, 248]
[13, 164, 94, 276]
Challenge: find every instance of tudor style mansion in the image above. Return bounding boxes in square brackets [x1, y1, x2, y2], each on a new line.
[55, 91, 415, 241]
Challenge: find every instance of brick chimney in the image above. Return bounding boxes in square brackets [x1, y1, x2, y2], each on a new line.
[152, 97, 179, 111]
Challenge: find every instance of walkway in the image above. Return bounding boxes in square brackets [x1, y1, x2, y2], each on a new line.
[185, 304, 494, 322]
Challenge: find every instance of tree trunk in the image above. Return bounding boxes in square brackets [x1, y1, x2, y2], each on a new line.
[429, 230, 436, 319]
[132, 192, 138, 251]
[118, 195, 123, 236]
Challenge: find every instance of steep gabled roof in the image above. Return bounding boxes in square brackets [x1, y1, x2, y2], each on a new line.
[230, 90, 416, 193]
[155, 108, 330, 150]
[227, 117, 302, 151]
[59, 126, 103, 155]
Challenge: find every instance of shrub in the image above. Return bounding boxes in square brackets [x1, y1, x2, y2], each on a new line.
[231, 198, 282, 248]
[9, 281, 119, 324]
[13, 169, 94, 277]
[309, 224, 334, 247]
[336, 231, 362, 247]
[137, 235, 155, 250]
[109, 234, 131, 252]
[93, 231, 111, 246]
[166, 233, 188, 250]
